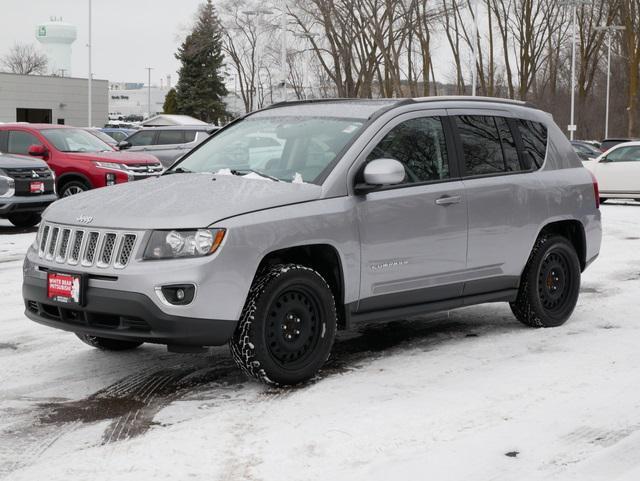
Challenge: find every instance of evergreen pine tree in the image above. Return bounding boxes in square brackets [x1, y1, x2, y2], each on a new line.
[174, 0, 228, 124]
[163, 88, 178, 114]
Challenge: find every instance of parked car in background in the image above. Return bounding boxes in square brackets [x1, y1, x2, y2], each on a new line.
[118, 125, 219, 167]
[600, 138, 637, 152]
[23, 97, 601, 386]
[571, 140, 602, 161]
[0, 124, 163, 197]
[584, 141, 640, 202]
[0, 153, 56, 227]
[100, 128, 136, 143]
[84, 127, 119, 148]
[104, 121, 139, 130]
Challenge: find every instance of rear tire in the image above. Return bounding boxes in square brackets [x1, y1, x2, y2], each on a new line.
[230, 264, 337, 386]
[76, 334, 143, 351]
[7, 212, 41, 227]
[60, 179, 90, 197]
[510, 235, 581, 328]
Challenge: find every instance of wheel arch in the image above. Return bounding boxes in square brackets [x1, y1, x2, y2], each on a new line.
[255, 243, 347, 329]
[537, 219, 587, 271]
[56, 172, 93, 192]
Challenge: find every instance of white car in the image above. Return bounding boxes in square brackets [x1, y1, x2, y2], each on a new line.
[583, 141, 640, 202]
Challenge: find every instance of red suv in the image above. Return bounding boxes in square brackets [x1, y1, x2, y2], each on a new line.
[0, 124, 163, 197]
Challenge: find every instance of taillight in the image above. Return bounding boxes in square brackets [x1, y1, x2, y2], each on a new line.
[589, 171, 600, 209]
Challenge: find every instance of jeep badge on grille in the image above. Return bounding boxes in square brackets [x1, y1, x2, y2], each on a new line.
[76, 215, 94, 224]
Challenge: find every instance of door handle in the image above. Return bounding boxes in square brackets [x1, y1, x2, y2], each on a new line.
[435, 195, 462, 206]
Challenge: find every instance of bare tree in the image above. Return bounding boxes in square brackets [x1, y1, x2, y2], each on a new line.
[620, 0, 640, 136]
[1, 43, 48, 75]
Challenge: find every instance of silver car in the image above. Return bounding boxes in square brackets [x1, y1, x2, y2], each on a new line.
[118, 125, 218, 167]
[23, 97, 602, 385]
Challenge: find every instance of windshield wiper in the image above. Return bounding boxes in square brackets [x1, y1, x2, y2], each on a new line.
[229, 169, 280, 182]
[165, 167, 193, 175]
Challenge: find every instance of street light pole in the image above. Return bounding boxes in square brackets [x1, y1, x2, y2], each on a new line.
[145, 67, 153, 119]
[471, 0, 479, 96]
[88, 0, 92, 126]
[595, 25, 625, 139]
[561, 0, 591, 140]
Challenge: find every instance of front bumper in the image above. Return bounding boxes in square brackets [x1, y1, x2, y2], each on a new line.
[0, 194, 57, 215]
[23, 275, 237, 346]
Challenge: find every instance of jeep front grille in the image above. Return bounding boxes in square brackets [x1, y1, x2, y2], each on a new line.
[38, 223, 138, 269]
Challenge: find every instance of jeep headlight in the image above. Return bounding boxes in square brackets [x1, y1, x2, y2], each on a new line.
[0, 170, 15, 198]
[143, 229, 226, 259]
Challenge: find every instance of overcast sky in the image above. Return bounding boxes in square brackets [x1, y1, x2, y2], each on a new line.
[0, 0, 207, 85]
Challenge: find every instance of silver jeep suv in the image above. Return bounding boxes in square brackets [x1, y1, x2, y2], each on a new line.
[22, 97, 602, 385]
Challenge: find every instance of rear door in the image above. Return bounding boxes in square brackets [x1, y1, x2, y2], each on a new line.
[448, 111, 542, 295]
[355, 110, 468, 312]
[592, 145, 640, 195]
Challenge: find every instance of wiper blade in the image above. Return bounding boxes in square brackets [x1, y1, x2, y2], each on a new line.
[230, 168, 280, 182]
[165, 167, 193, 175]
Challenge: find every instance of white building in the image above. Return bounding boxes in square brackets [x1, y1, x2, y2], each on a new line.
[0, 72, 108, 127]
[109, 80, 171, 119]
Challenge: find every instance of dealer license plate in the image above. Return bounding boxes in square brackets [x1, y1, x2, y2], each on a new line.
[30, 181, 45, 194]
[47, 272, 83, 305]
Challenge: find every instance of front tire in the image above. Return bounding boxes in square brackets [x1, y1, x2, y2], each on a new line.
[60, 179, 90, 197]
[76, 334, 143, 351]
[510, 235, 581, 327]
[7, 212, 41, 227]
[230, 264, 337, 386]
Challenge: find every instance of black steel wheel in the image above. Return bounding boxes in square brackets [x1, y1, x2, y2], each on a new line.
[230, 264, 337, 386]
[510, 235, 581, 327]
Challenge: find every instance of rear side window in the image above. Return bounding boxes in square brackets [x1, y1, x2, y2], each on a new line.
[454, 116, 505, 176]
[184, 131, 198, 142]
[157, 130, 186, 145]
[367, 116, 449, 183]
[517, 119, 547, 168]
[0, 131, 7, 152]
[495, 117, 520, 171]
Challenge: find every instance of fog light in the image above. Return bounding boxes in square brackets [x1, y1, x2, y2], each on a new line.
[106, 173, 116, 186]
[157, 284, 196, 306]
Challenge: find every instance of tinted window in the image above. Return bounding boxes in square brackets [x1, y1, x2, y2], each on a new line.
[128, 130, 156, 146]
[455, 116, 505, 175]
[0, 131, 7, 152]
[606, 146, 640, 162]
[496, 117, 520, 171]
[157, 130, 186, 145]
[517, 120, 547, 168]
[8, 131, 41, 155]
[367, 116, 449, 183]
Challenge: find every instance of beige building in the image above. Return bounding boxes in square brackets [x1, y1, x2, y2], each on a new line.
[0, 72, 108, 127]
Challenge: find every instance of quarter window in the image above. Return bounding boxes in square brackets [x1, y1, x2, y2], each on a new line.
[517, 119, 547, 169]
[366, 117, 449, 183]
[7, 131, 41, 155]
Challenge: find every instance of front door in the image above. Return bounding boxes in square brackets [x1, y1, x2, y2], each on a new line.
[355, 111, 468, 312]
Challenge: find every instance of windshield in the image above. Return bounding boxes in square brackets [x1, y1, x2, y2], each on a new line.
[168, 116, 364, 184]
[41, 128, 114, 153]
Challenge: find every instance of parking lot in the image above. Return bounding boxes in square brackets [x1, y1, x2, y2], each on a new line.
[0, 203, 638, 480]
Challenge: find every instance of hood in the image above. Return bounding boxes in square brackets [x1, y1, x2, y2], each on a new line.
[44, 173, 322, 229]
[0, 153, 49, 170]
[63, 150, 159, 165]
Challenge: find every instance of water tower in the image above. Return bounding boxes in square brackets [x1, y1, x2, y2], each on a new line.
[35, 17, 77, 76]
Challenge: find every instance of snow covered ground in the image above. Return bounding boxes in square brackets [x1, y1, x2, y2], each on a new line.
[1, 203, 639, 481]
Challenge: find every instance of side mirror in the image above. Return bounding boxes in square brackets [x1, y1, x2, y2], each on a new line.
[28, 144, 48, 159]
[117, 141, 131, 150]
[355, 158, 405, 194]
